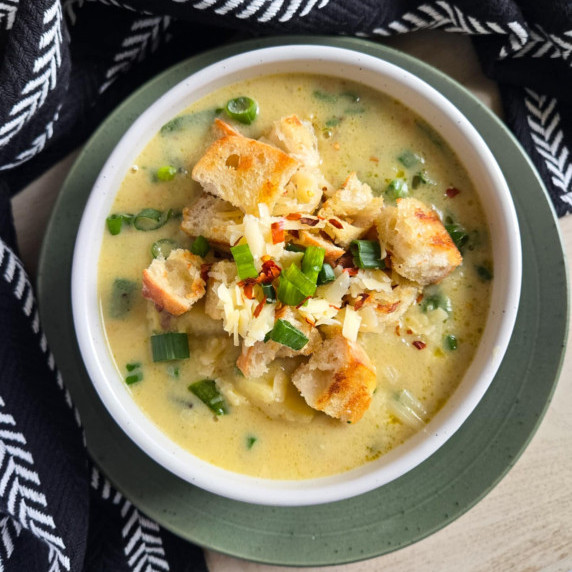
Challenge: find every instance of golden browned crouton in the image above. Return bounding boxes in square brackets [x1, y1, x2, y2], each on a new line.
[192, 130, 300, 215]
[377, 198, 462, 285]
[142, 249, 206, 316]
[181, 193, 243, 249]
[291, 335, 377, 423]
[267, 114, 321, 169]
[321, 172, 376, 218]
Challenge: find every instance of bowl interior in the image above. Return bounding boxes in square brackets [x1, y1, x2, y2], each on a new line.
[71, 45, 521, 506]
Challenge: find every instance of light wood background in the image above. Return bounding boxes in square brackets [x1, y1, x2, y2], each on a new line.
[11, 31, 572, 572]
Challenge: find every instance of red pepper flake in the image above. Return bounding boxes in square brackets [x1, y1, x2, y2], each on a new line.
[300, 216, 319, 227]
[296, 296, 311, 309]
[384, 254, 392, 269]
[406, 328, 413, 335]
[289, 229, 300, 239]
[243, 283, 255, 300]
[257, 259, 281, 283]
[232, 236, 242, 247]
[376, 301, 400, 314]
[337, 252, 355, 268]
[413, 341, 426, 350]
[395, 324, 401, 336]
[328, 218, 344, 229]
[416, 293, 424, 304]
[446, 187, 461, 198]
[344, 267, 359, 276]
[370, 156, 379, 163]
[329, 305, 341, 310]
[304, 317, 316, 327]
[319, 230, 333, 242]
[286, 212, 302, 220]
[271, 220, 285, 244]
[253, 299, 265, 318]
[353, 293, 371, 310]
[200, 263, 212, 283]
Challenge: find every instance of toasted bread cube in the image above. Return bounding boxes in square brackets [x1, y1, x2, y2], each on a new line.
[213, 118, 241, 138]
[291, 336, 377, 423]
[377, 198, 462, 285]
[320, 172, 376, 217]
[204, 260, 237, 321]
[142, 249, 206, 316]
[290, 230, 345, 263]
[192, 130, 300, 215]
[267, 114, 321, 169]
[181, 193, 243, 249]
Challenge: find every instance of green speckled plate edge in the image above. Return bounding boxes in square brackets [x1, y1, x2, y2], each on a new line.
[37, 36, 569, 566]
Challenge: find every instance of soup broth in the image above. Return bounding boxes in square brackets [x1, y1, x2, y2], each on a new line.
[98, 73, 492, 479]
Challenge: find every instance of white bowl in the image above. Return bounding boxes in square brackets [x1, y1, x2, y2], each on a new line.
[72, 45, 521, 506]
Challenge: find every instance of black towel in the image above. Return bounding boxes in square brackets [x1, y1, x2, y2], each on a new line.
[0, 1, 570, 570]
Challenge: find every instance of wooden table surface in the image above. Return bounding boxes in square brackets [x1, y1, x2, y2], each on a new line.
[11, 31, 572, 572]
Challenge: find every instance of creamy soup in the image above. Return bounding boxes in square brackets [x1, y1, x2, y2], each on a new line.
[98, 74, 492, 479]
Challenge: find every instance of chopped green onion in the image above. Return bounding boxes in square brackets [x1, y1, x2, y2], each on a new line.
[340, 91, 360, 102]
[189, 379, 228, 415]
[125, 371, 143, 385]
[261, 283, 276, 303]
[412, 170, 435, 189]
[225, 96, 259, 125]
[476, 263, 493, 281]
[109, 278, 137, 318]
[266, 319, 309, 351]
[313, 90, 337, 103]
[317, 262, 335, 285]
[133, 208, 172, 231]
[230, 243, 258, 280]
[126, 362, 141, 372]
[151, 333, 189, 362]
[106, 214, 123, 236]
[444, 334, 458, 351]
[276, 275, 305, 306]
[167, 365, 180, 379]
[156, 165, 177, 181]
[285, 243, 305, 253]
[445, 223, 469, 252]
[301, 246, 325, 283]
[350, 240, 385, 269]
[325, 117, 341, 127]
[420, 286, 452, 314]
[190, 235, 210, 257]
[151, 238, 178, 259]
[398, 150, 423, 169]
[246, 436, 257, 449]
[284, 264, 317, 297]
[385, 179, 409, 200]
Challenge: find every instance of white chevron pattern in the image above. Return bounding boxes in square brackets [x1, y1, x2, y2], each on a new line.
[0, 0, 18, 30]
[500, 24, 572, 63]
[525, 88, 572, 210]
[99, 15, 171, 94]
[91, 467, 170, 571]
[0, 0, 63, 149]
[192, 0, 330, 23]
[0, 396, 70, 571]
[0, 105, 61, 171]
[371, 1, 527, 57]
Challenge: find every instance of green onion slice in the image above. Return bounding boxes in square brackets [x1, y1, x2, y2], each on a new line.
[301, 246, 325, 283]
[133, 208, 172, 231]
[317, 262, 335, 285]
[156, 165, 177, 181]
[151, 238, 178, 259]
[420, 286, 452, 314]
[444, 334, 458, 351]
[246, 436, 257, 449]
[398, 150, 423, 169]
[412, 170, 435, 189]
[266, 319, 309, 351]
[261, 283, 276, 303]
[350, 240, 385, 269]
[125, 370, 143, 385]
[385, 179, 409, 200]
[106, 214, 123, 236]
[284, 264, 317, 297]
[225, 96, 259, 125]
[151, 332, 189, 362]
[189, 379, 228, 415]
[230, 243, 258, 280]
[445, 223, 469, 252]
[109, 278, 137, 318]
[476, 263, 493, 281]
[190, 235, 210, 257]
[285, 243, 306, 253]
[276, 275, 306, 306]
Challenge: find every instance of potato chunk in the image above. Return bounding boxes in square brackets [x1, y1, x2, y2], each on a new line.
[377, 198, 462, 285]
[291, 336, 377, 423]
[142, 249, 205, 316]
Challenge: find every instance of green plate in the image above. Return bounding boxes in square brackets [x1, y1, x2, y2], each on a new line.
[37, 37, 568, 566]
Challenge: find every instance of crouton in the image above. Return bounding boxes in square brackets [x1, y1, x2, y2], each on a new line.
[181, 193, 243, 249]
[377, 198, 462, 285]
[191, 129, 300, 215]
[267, 114, 321, 169]
[291, 336, 377, 423]
[320, 172, 376, 218]
[142, 249, 206, 316]
[213, 118, 241, 138]
[290, 230, 345, 263]
[273, 169, 324, 215]
[204, 260, 237, 321]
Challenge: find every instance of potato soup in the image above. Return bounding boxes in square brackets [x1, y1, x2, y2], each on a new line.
[98, 73, 493, 480]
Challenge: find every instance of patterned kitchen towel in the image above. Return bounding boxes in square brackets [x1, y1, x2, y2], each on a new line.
[0, 1, 571, 571]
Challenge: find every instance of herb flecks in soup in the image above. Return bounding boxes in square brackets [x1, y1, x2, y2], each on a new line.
[98, 74, 492, 479]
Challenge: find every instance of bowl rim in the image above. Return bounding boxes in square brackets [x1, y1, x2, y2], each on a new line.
[71, 44, 522, 506]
